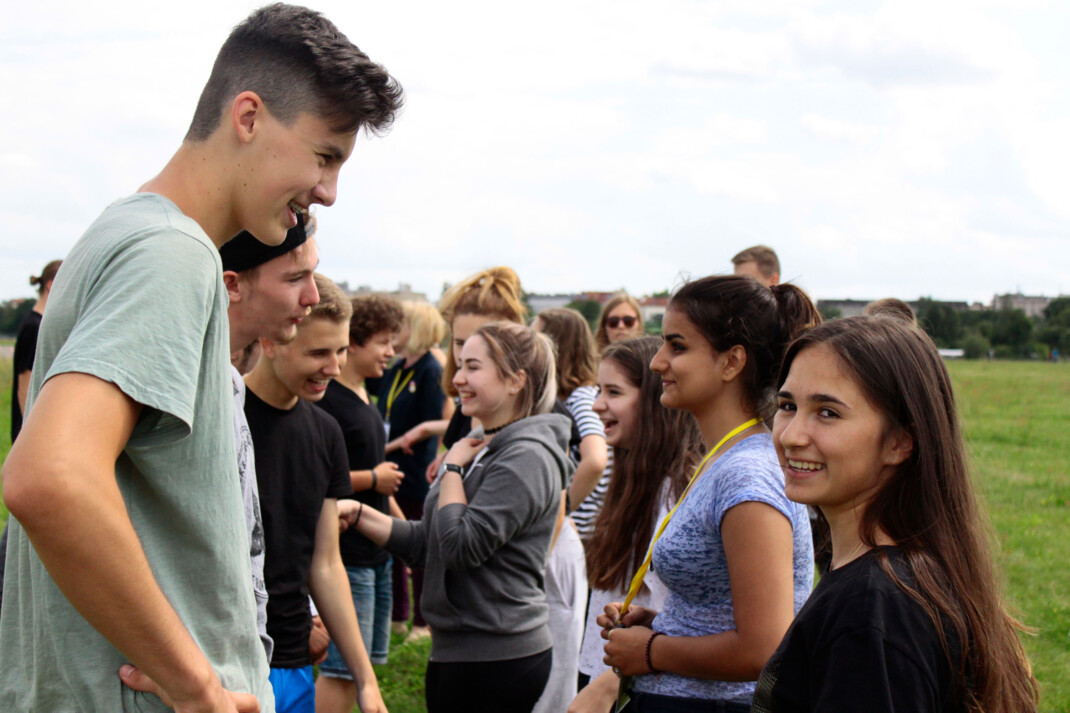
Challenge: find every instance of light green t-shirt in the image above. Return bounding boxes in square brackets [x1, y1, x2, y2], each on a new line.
[0, 194, 274, 713]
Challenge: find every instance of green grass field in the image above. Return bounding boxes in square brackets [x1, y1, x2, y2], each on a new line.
[0, 358, 1066, 711]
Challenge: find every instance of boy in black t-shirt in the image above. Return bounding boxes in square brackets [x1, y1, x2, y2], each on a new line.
[315, 293, 405, 713]
[243, 274, 384, 713]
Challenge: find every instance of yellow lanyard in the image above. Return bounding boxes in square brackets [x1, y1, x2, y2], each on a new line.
[385, 368, 415, 420]
[618, 417, 762, 617]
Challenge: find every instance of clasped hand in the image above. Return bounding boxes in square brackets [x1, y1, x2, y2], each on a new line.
[598, 603, 657, 677]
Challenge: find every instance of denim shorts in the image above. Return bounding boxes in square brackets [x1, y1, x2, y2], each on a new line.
[319, 559, 393, 675]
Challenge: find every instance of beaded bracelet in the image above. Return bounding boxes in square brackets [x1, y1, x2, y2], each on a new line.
[645, 631, 665, 674]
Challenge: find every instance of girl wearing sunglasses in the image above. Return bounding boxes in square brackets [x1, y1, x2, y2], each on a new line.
[595, 293, 645, 350]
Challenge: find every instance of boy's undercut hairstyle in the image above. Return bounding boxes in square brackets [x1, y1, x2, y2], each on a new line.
[349, 293, 404, 347]
[308, 273, 352, 325]
[731, 244, 780, 279]
[186, 3, 404, 141]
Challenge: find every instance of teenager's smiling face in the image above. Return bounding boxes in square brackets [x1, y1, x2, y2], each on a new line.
[269, 317, 349, 402]
[349, 329, 397, 380]
[592, 358, 640, 448]
[773, 343, 912, 521]
[241, 109, 357, 246]
[452, 334, 518, 425]
[240, 237, 320, 345]
[649, 307, 722, 415]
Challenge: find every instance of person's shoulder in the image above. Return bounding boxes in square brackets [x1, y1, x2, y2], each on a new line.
[94, 194, 214, 252]
[714, 433, 782, 482]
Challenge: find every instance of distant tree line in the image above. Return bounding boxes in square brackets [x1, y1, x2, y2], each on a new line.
[0, 299, 34, 337]
[913, 297, 1069, 360]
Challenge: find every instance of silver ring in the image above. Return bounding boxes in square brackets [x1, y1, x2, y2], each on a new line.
[612, 666, 620, 676]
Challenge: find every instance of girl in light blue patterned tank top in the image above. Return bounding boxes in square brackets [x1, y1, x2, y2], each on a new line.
[599, 275, 820, 713]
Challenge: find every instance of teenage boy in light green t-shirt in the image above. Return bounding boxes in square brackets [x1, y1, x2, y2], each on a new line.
[0, 5, 402, 713]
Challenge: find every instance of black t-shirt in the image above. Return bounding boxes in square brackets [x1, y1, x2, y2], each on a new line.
[376, 351, 445, 501]
[316, 380, 390, 568]
[10, 310, 42, 442]
[752, 547, 964, 713]
[244, 388, 351, 668]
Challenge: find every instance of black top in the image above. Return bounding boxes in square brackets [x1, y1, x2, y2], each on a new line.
[752, 546, 964, 713]
[376, 351, 445, 501]
[10, 310, 42, 442]
[244, 388, 351, 668]
[316, 380, 390, 567]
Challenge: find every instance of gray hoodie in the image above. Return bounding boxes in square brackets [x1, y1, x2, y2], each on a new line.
[385, 413, 573, 663]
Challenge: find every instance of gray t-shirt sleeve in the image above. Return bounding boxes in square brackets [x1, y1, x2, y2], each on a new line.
[46, 229, 218, 447]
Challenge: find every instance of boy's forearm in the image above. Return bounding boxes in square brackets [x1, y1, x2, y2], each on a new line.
[4, 374, 226, 709]
[11, 460, 223, 707]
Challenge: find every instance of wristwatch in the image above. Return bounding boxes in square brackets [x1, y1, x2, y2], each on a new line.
[443, 463, 465, 477]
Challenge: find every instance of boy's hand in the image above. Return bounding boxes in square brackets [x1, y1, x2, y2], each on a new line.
[372, 461, 404, 495]
[309, 615, 330, 664]
[337, 499, 360, 532]
[118, 664, 260, 713]
[357, 680, 389, 713]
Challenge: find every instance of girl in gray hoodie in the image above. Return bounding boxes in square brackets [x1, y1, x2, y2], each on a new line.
[348, 321, 573, 713]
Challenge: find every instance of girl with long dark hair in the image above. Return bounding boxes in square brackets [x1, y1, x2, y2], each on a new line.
[600, 276, 818, 712]
[570, 336, 704, 713]
[752, 315, 1038, 713]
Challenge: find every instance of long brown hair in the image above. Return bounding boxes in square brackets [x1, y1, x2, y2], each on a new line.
[535, 307, 598, 400]
[585, 337, 704, 591]
[438, 267, 527, 396]
[780, 316, 1038, 713]
[594, 293, 642, 350]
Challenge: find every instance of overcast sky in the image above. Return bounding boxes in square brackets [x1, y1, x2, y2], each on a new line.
[2, 0, 1068, 306]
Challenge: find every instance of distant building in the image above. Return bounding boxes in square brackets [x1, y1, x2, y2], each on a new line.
[817, 298, 971, 318]
[815, 299, 869, 318]
[344, 282, 429, 303]
[528, 293, 575, 314]
[575, 291, 618, 305]
[639, 295, 668, 324]
[993, 293, 1053, 318]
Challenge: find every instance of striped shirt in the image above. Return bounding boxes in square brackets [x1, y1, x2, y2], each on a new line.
[564, 385, 614, 539]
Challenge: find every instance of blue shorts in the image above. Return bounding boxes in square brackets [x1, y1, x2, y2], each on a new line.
[269, 666, 314, 713]
[320, 559, 393, 676]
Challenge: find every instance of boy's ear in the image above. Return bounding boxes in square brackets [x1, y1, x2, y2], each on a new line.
[231, 91, 265, 144]
[222, 271, 242, 303]
[259, 337, 278, 360]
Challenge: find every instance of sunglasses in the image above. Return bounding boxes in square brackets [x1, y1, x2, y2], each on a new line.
[607, 316, 638, 328]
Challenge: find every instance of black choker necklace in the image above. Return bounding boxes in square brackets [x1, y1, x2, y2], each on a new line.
[483, 419, 518, 435]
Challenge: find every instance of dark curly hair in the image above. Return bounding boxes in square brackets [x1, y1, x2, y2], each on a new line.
[349, 294, 404, 347]
[186, 3, 404, 141]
